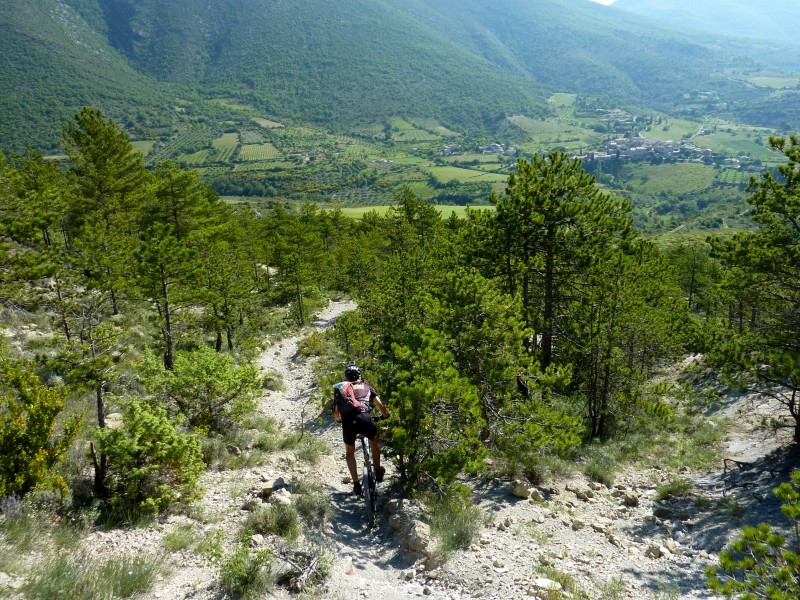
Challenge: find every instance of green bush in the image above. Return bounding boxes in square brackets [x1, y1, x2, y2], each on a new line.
[707, 470, 800, 599]
[0, 356, 80, 497]
[220, 542, 273, 598]
[140, 347, 263, 433]
[96, 398, 204, 517]
[429, 489, 484, 556]
[246, 503, 301, 542]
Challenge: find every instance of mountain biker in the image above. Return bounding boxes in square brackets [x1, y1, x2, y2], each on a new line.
[333, 363, 389, 496]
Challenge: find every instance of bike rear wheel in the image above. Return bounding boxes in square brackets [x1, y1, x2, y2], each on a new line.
[363, 469, 375, 527]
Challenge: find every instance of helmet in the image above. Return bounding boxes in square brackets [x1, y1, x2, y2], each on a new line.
[344, 363, 361, 382]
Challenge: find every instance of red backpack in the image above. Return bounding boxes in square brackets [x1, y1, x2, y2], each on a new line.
[334, 381, 363, 416]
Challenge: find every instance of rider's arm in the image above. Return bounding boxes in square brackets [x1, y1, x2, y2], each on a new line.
[372, 394, 389, 419]
[333, 403, 342, 423]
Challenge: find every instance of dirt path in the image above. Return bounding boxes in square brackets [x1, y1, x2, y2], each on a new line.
[254, 300, 428, 599]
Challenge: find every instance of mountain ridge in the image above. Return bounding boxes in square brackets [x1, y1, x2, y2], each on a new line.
[1, 0, 798, 152]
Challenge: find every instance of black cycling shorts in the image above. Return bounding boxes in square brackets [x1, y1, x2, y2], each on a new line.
[342, 412, 377, 447]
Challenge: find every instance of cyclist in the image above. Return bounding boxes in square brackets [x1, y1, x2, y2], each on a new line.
[332, 363, 389, 495]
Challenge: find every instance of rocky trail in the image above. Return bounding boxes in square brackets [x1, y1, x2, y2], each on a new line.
[72, 300, 797, 600]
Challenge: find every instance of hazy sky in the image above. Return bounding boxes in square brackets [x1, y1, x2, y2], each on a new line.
[590, 0, 616, 5]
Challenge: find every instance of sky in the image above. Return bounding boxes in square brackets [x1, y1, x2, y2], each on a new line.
[590, 0, 616, 5]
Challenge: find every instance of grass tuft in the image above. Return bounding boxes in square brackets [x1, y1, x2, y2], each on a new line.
[429, 493, 484, 556]
[246, 504, 301, 542]
[22, 552, 163, 600]
[293, 480, 332, 527]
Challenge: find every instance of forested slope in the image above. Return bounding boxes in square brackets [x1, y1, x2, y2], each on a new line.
[0, 1, 177, 153]
[3, 0, 797, 151]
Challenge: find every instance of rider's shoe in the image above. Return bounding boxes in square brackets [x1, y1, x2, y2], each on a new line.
[375, 466, 386, 483]
[353, 481, 363, 496]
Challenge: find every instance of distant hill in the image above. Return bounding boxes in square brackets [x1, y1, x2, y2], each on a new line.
[0, 0, 798, 152]
[611, 0, 800, 46]
[0, 1, 178, 153]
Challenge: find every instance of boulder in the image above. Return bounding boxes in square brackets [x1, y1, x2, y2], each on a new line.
[511, 480, 532, 498]
[529, 488, 545, 502]
[403, 520, 431, 554]
[623, 493, 640, 507]
[270, 488, 293, 506]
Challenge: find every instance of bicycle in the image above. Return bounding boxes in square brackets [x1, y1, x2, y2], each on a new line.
[356, 414, 385, 528]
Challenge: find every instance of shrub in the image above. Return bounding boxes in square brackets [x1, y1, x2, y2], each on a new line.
[0, 356, 80, 497]
[219, 543, 273, 599]
[246, 504, 301, 542]
[96, 399, 204, 517]
[429, 489, 484, 556]
[706, 470, 800, 598]
[140, 347, 263, 433]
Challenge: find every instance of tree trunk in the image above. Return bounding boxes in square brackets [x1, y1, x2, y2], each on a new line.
[296, 283, 305, 325]
[54, 276, 71, 341]
[162, 269, 174, 370]
[542, 231, 555, 368]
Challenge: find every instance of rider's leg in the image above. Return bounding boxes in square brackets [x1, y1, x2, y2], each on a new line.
[345, 443, 358, 483]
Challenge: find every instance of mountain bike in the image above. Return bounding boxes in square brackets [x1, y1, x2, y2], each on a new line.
[356, 414, 385, 528]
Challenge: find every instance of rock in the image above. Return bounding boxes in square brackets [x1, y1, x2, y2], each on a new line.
[532, 578, 563, 592]
[590, 523, 607, 534]
[423, 586, 433, 595]
[590, 481, 605, 491]
[270, 488, 293, 506]
[105, 412, 124, 429]
[403, 520, 431, 554]
[571, 518, 586, 530]
[530, 489, 545, 502]
[270, 557, 295, 582]
[645, 544, 664, 559]
[493, 559, 504, 568]
[227, 445, 242, 456]
[260, 477, 286, 499]
[504, 517, 513, 528]
[405, 569, 416, 580]
[389, 513, 405, 532]
[511, 480, 532, 498]
[665, 538, 679, 554]
[386, 498, 403, 513]
[250, 534, 265, 547]
[623, 493, 640, 507]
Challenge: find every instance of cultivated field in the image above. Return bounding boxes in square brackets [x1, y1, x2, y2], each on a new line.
[237, 143, 282, 161]
[622, 163, 716, 195]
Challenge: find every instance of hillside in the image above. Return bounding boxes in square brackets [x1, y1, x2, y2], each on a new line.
[611, 0, 800, 46]
[2, 0, 798, 152]
[0, 0, 179, 153]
